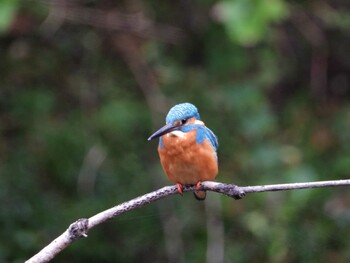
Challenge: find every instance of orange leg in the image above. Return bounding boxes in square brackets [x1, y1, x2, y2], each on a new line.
[195, 181, 202, 190]
[176, 183, 183, 195]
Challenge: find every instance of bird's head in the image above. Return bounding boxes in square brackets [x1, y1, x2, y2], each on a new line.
[148, 103, 201, 141]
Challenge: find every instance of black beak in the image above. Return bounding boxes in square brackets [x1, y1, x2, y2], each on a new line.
[148, 123, 181, 141]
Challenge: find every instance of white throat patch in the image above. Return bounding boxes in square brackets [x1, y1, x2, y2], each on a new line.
[168, 130, 186, 138]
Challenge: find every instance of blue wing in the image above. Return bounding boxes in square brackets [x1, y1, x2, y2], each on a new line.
[203, 126, 219, 152]
[181, 124, 218, 152]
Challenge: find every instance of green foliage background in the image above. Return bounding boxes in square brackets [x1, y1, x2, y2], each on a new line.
[1, 1, 350, 262]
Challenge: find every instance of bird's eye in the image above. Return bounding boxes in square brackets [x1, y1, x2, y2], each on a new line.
[180, 119, 187, 125]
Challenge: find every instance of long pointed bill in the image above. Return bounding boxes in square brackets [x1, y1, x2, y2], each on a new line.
[148, 123, 180, 141]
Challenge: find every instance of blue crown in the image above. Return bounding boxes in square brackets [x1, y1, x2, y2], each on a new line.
[165, 103, 200, 124]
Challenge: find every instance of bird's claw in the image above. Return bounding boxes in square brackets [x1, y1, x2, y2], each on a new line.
[176, 183, 184, 195]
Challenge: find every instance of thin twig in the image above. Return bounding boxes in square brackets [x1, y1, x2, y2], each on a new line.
[26, 179, 350, 263]
[240, 179, 350, 193]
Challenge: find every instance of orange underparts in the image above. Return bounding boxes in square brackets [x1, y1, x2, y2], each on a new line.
[158, 128, 218, 186]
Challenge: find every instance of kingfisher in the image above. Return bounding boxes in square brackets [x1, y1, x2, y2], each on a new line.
[148, 103, 218, 200]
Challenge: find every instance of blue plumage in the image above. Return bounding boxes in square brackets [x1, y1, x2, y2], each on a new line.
[148, 102, 219, 200]
[181, 125, 218, 152]
[159, 124, 218, 153]
[166, 103, 200, 124]
[158, 103, 218, 153]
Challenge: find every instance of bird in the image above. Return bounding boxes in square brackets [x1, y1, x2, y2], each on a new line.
[148, 102, 218, 200]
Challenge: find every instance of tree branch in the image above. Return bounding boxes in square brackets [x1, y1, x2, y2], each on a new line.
[26, 179, 350, 263]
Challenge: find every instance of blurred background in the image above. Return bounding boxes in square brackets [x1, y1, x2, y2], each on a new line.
[1, 0, 350, 262]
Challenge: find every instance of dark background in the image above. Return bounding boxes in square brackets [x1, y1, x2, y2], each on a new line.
[1, 1, 350, 262]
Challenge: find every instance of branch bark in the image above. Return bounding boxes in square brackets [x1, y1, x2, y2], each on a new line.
[26, 179, 350, 263]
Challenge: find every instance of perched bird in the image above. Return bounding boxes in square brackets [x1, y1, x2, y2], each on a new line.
[148, 103, 218, 200]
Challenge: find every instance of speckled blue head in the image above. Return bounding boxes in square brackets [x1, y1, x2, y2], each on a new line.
[148, 102, 209, 142]
[166, 103, 200, 124]
[148, 102, 218, 153]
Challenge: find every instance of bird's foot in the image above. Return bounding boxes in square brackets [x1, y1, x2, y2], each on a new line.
[176, 183, 184, 195]
[194, 181, 206, 200]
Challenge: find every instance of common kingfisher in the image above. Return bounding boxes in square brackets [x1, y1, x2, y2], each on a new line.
[148, 103, 218, 200]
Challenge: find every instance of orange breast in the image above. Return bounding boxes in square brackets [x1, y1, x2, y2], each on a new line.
[158, 129, 218, 185]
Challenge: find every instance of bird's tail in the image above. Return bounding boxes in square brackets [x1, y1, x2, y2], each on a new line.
[193, 190, 206, 201]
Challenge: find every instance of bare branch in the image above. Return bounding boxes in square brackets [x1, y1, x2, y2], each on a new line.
[26, 179, 350, 263]
[240, 179, 350, 193]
